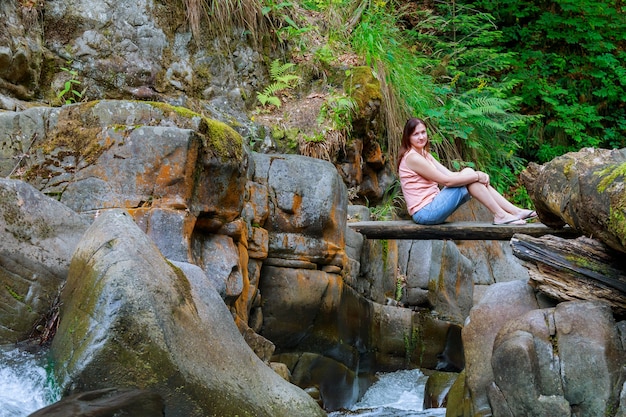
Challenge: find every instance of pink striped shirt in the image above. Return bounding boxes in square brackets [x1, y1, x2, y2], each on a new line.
[399, 149, 440, 215]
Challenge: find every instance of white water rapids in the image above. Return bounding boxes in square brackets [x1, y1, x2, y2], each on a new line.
[1, 346, 444, 417]
[328, 369, 447, 417]
[0, 345, 60, 417]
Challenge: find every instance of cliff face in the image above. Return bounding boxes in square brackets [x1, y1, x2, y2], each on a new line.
[1, 2, 625, 417]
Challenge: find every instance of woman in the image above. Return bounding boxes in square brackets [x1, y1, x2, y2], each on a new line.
[398, 117, 536, 225]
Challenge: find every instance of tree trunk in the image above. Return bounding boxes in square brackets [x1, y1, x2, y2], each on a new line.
[510, 233, 626, 317]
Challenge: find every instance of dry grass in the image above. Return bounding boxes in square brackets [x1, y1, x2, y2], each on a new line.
[184, 0, 265, 43]
[299, 129, 345, 162]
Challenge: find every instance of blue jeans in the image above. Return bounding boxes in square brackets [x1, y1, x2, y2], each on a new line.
[412, 186, 471, 225]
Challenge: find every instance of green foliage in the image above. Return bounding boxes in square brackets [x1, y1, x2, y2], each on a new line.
[369, 179, 406, 220]
[257, 60, 301, 108]
[56, 65, 84, 105]
[256, 0, 625, 207]
[352, 2, 530, 196]
[317, 92, 357, 133]
[470, 0, 626, 162]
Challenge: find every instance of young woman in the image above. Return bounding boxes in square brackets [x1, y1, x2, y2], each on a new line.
[397, 117, 536, 225]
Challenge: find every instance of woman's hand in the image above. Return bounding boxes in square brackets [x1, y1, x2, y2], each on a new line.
[477, 171, 490, 186]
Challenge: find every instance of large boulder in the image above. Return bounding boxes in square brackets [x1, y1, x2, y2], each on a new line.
[0, 179, 88, 342]
[521, 147, 626, 253]
[0, 100, 247, 261]
[460, 280, 540, 416]
[50, 209, 325, 417]
[489, 301, 625, 417]
[252, 153, 347, 268]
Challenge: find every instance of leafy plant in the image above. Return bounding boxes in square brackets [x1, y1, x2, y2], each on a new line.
[470, 0, 626, 162]
[56, 65, 84, 105]
[369, 179, 406, 220]
[257, 59, 301, 108]
[317, 93, 357, 133]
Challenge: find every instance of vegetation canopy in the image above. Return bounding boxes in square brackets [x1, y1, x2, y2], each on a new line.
[175, 0, 626, 207]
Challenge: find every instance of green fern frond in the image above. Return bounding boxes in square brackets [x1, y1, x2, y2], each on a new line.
[270, 60, 296, 79]
[257, 92, 282, 108]
[262, 82, 288, 97]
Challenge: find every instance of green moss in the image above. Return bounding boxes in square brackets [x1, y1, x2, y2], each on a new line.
[145, 101, 243, 161]
[5, 285, 24, 302]
[597, 162, 626, 193]
[166, 260, 194, 306]
[562, 159, 574, 178]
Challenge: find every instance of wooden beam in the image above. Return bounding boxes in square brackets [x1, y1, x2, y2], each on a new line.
[347, 220, 581, 240]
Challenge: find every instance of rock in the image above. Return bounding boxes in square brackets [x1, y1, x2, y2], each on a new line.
[521, 147, 626, 253]
[397, 239, 474, 324]
[191, 233, 243, 300]
[461, 280, 540, 415]
[423, 371, 458, 408]
[27, 388, 164, 417]
[50, 209, 325, 417]
[0, 179, 89, 342]
[252, 153, 347, 267]
[489, 301, 625, 417]
[259, 266, 342, 349]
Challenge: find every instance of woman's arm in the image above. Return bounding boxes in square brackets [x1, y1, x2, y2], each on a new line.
[405, 153, 483, 187]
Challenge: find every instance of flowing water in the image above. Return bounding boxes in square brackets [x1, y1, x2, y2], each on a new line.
[1, 346, 443, 417]
[0, 345, 60, 417]
[328, 369, 447, 417]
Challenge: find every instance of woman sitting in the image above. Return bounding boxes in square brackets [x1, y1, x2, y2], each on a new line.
[398, 117, 536, 225]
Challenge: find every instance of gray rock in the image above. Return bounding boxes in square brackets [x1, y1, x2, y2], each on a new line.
[461, 280, 539, 415]
[253, 153, 348, 267]
[397, 239, 474, 323]
[0, 179, 88, 342]
[50, 209, 325, 417]
[488, 301, 625, 417]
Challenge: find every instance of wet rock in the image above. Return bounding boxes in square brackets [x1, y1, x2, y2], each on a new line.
[50, 209, 325, 417]
[27, 388, 164, 417]
[424, 371, 459, 408]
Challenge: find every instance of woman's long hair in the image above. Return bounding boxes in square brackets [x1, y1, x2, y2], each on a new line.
[396, 117, 429, 172]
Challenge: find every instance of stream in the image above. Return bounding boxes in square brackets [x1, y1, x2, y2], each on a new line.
[1, 346, 445, 417]
[0, 345, 60, 417]
[328, 369, 446, 417]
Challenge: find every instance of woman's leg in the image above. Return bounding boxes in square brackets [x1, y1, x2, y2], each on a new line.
[485, 186, 535, 219]
[466, 182, 525, 224]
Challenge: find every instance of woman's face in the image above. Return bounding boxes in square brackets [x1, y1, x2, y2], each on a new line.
[409, 123, 428, 151]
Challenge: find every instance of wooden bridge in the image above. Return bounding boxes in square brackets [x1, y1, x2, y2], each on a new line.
[347, 220, 581, 240]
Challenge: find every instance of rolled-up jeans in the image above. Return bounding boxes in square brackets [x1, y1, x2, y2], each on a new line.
[411, 186, 471, 225]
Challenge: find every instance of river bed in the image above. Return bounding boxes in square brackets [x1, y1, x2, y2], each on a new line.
[1, 345, 444, 417]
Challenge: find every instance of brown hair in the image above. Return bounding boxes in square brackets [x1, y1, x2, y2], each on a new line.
[397, 117, 429, 171]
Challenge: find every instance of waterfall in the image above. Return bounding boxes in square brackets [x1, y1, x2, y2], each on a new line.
[328, 369, 447, 417]
[0, 345, 60, 417]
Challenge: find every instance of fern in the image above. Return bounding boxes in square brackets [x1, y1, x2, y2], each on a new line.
[257, 59, 301, 108]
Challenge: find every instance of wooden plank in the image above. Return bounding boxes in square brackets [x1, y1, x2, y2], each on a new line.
[347, 220, 581, 240]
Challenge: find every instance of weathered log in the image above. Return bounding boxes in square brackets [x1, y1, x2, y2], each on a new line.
[521, 147, 626, 253]
[347, 220, 580, 240]
[510, 233, 626, 316]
